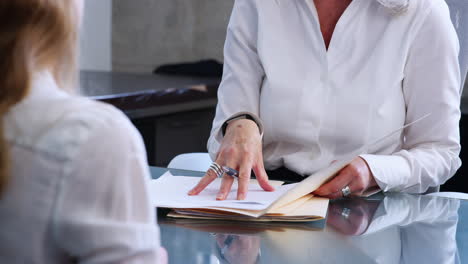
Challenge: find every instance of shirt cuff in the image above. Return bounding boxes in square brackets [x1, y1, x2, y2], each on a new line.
[359, 154, 411, 192]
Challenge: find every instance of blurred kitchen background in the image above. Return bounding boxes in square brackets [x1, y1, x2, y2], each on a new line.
[79, 0, 234, 168]
[81, 0, 232, 72]
[79, 0, 468, 192]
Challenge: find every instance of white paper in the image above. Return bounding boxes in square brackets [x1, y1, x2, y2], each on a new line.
[151, 172, 296, 211]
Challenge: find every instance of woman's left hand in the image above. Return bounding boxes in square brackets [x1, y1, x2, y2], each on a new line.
[313, 157, 378, 199]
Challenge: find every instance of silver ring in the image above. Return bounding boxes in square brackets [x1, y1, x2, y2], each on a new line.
[341, 208, 351, 219]
[222, 166, 239, 179]
[341, 185, 351, 197]
[209, 162, 224, 178]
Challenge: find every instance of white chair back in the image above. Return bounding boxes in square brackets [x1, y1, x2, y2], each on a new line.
[167, 153, 212, 172]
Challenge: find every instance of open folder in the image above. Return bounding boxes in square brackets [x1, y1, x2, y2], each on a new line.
[151, 114, 429, 222]
[151, 157, 355, 222]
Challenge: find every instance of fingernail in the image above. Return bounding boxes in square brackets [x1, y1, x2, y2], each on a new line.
[216, 193, 225, 200]
[188, 189, 195, 195]
[238, 193, 246, 200]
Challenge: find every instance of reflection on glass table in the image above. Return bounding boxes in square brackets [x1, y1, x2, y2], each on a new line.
[213, 234, 261, 264]
[326, 194, 460, 264]
[159, 193, 465, 264]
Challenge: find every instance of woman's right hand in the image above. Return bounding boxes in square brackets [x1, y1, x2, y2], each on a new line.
[188, 119, 275, 200]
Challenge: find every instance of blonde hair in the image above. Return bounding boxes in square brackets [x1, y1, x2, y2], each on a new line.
[0, 0, 79, 195]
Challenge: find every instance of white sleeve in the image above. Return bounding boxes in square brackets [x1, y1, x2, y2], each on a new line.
[52, 108, 162, 263]
[207, 0, 265, 161]
[361, 2, 462, 193]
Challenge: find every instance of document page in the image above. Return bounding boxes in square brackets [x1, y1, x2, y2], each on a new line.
[151, 172, 294, 211]
[269, 158, 353, 210]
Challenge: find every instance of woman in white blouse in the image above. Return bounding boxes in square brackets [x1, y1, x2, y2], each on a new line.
[0, 1, 166, 263]
[189, 0, 462, 200]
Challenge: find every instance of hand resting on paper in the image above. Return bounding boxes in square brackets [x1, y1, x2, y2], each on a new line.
[314, 157, 378, 199]
[188, 119, 275, 200]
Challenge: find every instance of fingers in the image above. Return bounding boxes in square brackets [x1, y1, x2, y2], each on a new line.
[347, 179, 366, 196]
[315, 157, 377, 199]
[189, 119, 269, 199]
[216, 160, 237, 200]
[187, 168, 217, 195]
[314, 166, 353, 197]
[188, 158, 222, 195]
[216, 174, 234, 201]
[216, 175, 235, 200]
[252, 155, 275, 192]
[237, 159, 253, 200]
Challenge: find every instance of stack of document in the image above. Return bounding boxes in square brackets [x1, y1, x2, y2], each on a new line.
[151, 159, 355, 222]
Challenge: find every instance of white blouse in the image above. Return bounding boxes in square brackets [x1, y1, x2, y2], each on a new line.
[208, 0, 462, 193]
[0, 71, 163, 263]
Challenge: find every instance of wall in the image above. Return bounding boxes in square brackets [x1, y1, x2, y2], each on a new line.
[112, 0, 234, 73]
[80, 0, 113, 71]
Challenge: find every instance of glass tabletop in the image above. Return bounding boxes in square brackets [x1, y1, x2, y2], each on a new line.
[150, 167, 468, 264]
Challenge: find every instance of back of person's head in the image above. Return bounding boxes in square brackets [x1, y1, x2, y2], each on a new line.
[0, 0, 81, 196]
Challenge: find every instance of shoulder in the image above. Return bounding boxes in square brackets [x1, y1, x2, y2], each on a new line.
[58, 97, 145, 159]
[12, 96, 145, 162]
[406, 0, 456, 42]
[234, 0, 286, 12]
[372, 0, 450, 21]
[375, 0, 455, 44]
[233, 0, 260, 7]
[61, 97, 138, 140]
[229, 0, 281, 30]
[406, 0, 451, 20]
[230, 0, 260, 18]
[230, 0, 280, 17]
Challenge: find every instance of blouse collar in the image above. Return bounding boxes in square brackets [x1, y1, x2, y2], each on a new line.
[22, 71, 69, 104]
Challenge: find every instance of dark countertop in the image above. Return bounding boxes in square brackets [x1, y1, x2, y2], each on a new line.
[80, 71, 468, 117]
[150, 167, 468, 264]
[80, 71, 220, 119]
